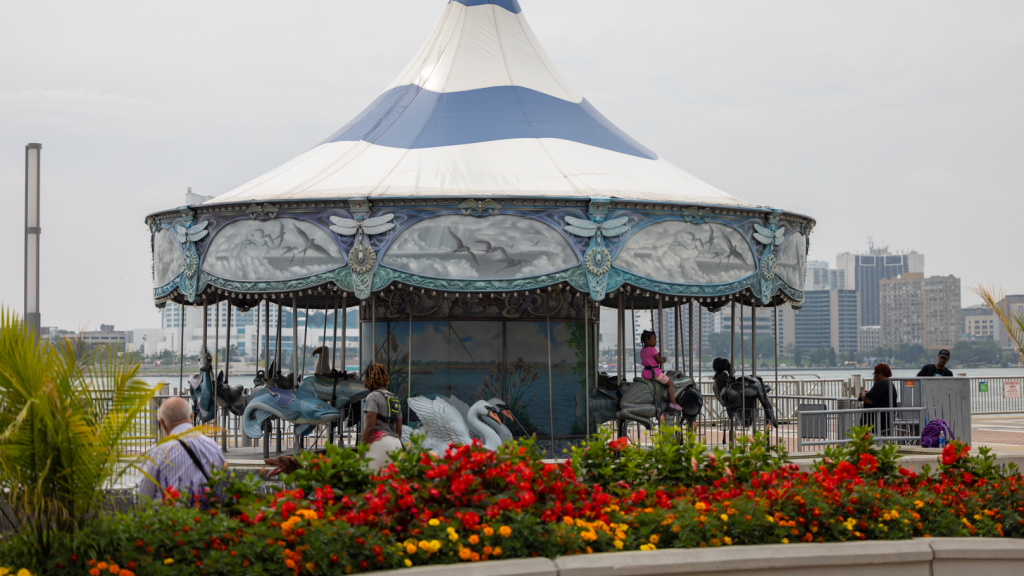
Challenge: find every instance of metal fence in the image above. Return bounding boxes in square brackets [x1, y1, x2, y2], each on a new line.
[797, 407, 925, 451]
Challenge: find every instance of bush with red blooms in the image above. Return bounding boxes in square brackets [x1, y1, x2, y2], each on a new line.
[0, 426, 1020, 575]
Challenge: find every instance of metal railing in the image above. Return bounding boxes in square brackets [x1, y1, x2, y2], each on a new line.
[797, 406, 925, 451]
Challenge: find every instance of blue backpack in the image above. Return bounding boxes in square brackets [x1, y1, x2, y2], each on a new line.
[921, 419, 953, 448]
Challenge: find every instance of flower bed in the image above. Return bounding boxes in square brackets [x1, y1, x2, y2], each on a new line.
[0, 427, 1021, 575]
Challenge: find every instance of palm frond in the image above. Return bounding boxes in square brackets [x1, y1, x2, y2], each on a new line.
[972, 284, 1024, 366]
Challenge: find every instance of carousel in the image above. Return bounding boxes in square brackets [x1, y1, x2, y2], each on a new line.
[146, 0, 813, 457]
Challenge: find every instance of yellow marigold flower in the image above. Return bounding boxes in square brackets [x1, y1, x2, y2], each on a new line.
[297, 509, 318, 520]
[484, 527, 494, 537]
[891, 510, 899, 519]
[164, 559, 174, 565]
[974, 514, 982, 521]
[429, 519, 441, 527]
[723, 537, 733, 546]
[720, 514, 729, 522]
[613, 540, 624, 550]
[615, 530, 626, 540]
[449, 532, 460, 542]
[781, 538, 789, 544]
[649, 535, 659, 544]
[405, 560, 413, 567]
[429, 540, 442, 553]
[639, 544, 651, 551]
[446, 526, 456, 533]
[17, 570, 32, 576]
[581, 530, 598, 542]
[914, 500, 925, 509]
[406, 544, 418, 555]
[499, 526, 512, 538]
[469, 535, 480, 545]
[419, 540, 430, 551]
[766, 516, 775, 523]
[695, 502, 707, 512]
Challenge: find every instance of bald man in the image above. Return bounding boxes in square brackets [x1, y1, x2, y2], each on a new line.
[136, 396, 226, 500]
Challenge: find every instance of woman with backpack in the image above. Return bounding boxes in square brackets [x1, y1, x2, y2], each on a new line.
[361, 363, 403, 471]
[858, 363, 898, 436]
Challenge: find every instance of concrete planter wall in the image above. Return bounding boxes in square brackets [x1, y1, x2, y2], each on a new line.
[372, 539, 1024, 576]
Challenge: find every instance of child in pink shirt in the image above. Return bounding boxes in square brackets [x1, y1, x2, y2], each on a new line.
[640, 330, 682, 412]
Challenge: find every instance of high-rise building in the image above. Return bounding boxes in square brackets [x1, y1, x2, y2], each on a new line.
[858, 325, 881, 353]
[995, 295, 1024, 357]
[837, 244, 924, 327]
[879, 273, 961, 350]
[807, 261, 846, 291]
[792, 290, 860, 353]
[963, 306, 999, 341]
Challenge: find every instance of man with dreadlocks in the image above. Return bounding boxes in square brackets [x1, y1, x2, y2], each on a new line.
[361, 362, 403, 471]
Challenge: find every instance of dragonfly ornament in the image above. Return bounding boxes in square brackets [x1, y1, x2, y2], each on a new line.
[563, 216, 630, 301]
[753, 210, 786, 303]
[329, 213, 396, 300]
[172, 220, 209, 301]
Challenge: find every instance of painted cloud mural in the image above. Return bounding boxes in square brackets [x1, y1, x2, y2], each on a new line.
[153, 229, 183, 287]
[775, 232, 807, 290]
[381, 215, 578, 280]
[202, 219, 346, 282]
[614, 221, 756, 284]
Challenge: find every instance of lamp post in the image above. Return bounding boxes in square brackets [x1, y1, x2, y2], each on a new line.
[24, 143, 42, 338]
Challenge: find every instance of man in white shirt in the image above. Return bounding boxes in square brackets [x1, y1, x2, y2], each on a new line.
[136, 397, 226, 500]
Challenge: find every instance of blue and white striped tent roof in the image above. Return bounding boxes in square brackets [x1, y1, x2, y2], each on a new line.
[209, 0, 753, 207]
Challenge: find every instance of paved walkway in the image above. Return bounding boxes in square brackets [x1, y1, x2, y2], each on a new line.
[971, 414, 1024, 452]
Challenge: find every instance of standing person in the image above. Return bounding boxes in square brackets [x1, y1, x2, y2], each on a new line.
[858, 363, 898, 435]
[917, 349, 953, 377]
[361, 363, 403, 471]
[136, 397, 225, 501]
[639, 330, 682, 412]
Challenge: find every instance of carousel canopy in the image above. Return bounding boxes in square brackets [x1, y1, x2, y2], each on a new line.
[208, 0, 753, 207]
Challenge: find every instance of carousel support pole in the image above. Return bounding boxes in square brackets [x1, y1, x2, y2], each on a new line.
[179, 302, 185, 393]
[688, 301, 694, 380]
[730, 301, 736, 376]
[225, 300, 232, 451]
[546, 304, 554, 458]
[202, 298, 208, 359]
[626, 293, 634, 379]
[301, 305, 309, 379]
[740, 301, 745, 438]
[752, 304, 757, 377]
[266, 295, 274, 373]
[585, 299, 590, 437]
[322, 301, 329, 364]
[214, 300, 219, 373]
[617, 293, 624, 384]
[657, 296, 664, 374]
[774, 304, 780, 446]
[698, 306, 703, 383]
[293, 295, 301, 452]
[408, 305, 413, 423]
[254, 300, 261, 371]
[276, 302, 283, 371]
[674, 303, 681, 372]
[371, 296, 376, 368]
[263, 419, 270, 460]
[332, 296, 340, 372]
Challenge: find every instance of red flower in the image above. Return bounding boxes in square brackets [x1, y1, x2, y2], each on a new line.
[608, 437, 629, 451]
[858, 453, 878, 474]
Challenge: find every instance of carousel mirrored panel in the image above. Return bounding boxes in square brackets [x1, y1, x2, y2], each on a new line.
[202, 218, 346, 282]
[776, 232, 807, 290]
[153, 228, 183, 287]
[381, 215, 578, 280]
[613, 222, 756, 285]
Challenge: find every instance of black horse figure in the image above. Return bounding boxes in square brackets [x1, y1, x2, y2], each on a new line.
[712, 358, 778, 430]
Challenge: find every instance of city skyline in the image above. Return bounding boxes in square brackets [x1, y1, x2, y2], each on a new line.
[2, 0, 1022, 329]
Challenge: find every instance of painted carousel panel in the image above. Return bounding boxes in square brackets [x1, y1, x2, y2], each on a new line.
[775, 232, 807, 290]
[153, 228, 183, 287]
[202, 218, 346, 282]
[613, 222, 756, 285]
[381, 214, 578, 280]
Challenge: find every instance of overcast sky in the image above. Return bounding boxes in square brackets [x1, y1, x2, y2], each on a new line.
[2, 0, 1022, 330]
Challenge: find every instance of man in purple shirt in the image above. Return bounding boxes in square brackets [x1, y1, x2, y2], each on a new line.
[136, 397, 225, 500]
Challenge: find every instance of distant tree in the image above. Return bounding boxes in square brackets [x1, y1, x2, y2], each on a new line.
[793, 347, 803, 367]
[827, 347, 837, 367]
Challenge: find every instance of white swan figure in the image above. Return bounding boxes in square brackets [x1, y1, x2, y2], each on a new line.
[446, 395, 514, 445]
[403, 397, 503, 452]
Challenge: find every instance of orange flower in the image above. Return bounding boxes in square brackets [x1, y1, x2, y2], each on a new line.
[499, 526, 512, 538]
[468, 535, 480, 545]
[89, 569, 100, 576]
[483, 527, 494, 537]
